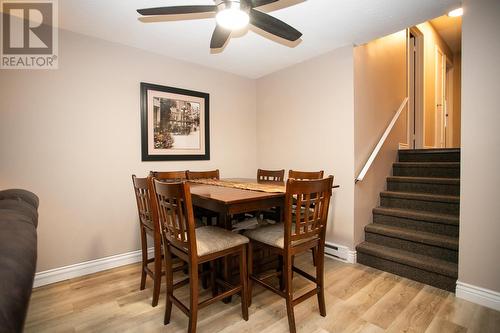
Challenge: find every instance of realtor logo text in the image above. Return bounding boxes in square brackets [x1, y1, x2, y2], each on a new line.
[1, 0, 58, 69]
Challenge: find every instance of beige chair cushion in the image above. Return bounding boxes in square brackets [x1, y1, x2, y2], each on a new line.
[196, 226, 249, 256]
[244, 223, 316, 249]
[244, 223, 286, 248]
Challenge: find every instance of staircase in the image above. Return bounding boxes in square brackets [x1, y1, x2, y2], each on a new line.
[356, 148, 460, 292]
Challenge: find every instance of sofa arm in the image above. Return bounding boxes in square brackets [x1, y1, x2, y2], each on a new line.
[0, 189, 39, 209]
[0, 189, 38, 333]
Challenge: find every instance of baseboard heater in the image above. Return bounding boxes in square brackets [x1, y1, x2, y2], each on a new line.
[324, 242, 356, 263]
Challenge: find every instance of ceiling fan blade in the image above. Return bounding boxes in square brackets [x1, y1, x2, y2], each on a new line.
[210, 25, 231, 49]
[137, 5, 217, 16]
[249, 0, 280, 8]
[249, 9, 302, 41]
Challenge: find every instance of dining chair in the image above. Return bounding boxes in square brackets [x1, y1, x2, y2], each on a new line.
[244, 176, 334, 333]
[132, 173, 189, 307]
[287, 170, 325, 266]
[150, 178, 249, 333]
[288, 170, 324, 180]
[257, 169, 285, 182]
[131, 175, 164, 307]
[150, 170, 187, 182]
[255, 169, 285, 221]
[186, 169, 220, 225]
[186, 169, 220, 180]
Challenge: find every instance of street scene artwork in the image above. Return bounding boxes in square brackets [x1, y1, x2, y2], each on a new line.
[141, 83, 210, 161]
[152, 97, 201, 150]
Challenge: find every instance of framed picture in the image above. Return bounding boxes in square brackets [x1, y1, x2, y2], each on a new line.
[140, 82, 210, 161]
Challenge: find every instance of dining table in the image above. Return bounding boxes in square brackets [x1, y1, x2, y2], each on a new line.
[188, 178, 286, 230]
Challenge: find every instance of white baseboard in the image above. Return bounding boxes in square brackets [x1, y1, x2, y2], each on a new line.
[324, 242, 356, 264]
[34, 247, 154, 288]
[456, 280, 500, 311]
[34, 242, 357, 288]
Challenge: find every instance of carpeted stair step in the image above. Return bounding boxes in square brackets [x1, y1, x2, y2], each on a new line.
[393, 162, 460, 178]
[380, 191, 459, 215]
[387, 176, 460, 196]
[356, 241, 458, 292]
[364, 224, 458, 262]
[373, 207, 459, 237]
[398, 148, 460, 162]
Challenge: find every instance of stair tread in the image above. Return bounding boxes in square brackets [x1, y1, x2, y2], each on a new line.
[373, 207, 459, 225]
[394, 162, 460, 168]
[399, 148, 460, 154]
[356, 242, 458, 278]
[381, 191, 459, 203]
[387, 176, 460, 184]
[365, 224, 458, 250]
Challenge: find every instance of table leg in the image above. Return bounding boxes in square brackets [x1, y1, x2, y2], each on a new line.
[218, 211, 233, 303]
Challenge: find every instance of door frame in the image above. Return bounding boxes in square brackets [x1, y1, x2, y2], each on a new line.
[434, 45, 446, 148]
[407, 27, 424, 149]
[445, 59, 454, 147]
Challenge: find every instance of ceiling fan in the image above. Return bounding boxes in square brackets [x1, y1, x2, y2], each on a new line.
[137, 0, 302, 49]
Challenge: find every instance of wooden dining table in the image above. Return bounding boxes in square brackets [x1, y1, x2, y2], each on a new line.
[189, 178, 286, 230]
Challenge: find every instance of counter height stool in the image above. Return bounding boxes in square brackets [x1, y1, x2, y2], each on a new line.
[131, 175, 164, 307]
[288, 170, 324, 266]
[150, 170, 187, 182]
[288, 170, 324, 180]
[186, 169, 220, 226]
[150, 179, 249, 333]
[132, 173, 188, 307]
[186, 169, 220, 181]
[244, 176, 334, 333]
[257, 169, 285, 182]
[254, 169, 285, 222]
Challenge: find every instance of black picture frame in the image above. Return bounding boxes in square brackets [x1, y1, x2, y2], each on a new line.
[140, 82, 210, 161]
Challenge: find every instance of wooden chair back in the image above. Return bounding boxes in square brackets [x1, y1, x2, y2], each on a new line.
[150, 178, 197, 256]
[288, 170, 324, 180]
[149, 170, 187, 182]
[257, 169, 285, 182]
[283, 176, 334, 249]
[132, 175, 152, 229]
[187, 169, 220, 180]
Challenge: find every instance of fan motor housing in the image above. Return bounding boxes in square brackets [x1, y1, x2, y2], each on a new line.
[215, 1, 249, 12]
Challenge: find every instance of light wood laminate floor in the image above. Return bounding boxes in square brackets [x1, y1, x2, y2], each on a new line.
[25, 254, 499, 333]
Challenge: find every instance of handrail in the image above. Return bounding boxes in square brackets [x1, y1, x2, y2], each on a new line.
[355, 97, 408, 183]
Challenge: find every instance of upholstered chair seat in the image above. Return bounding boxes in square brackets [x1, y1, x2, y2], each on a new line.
[244, 223, 313, 249]
[195, 226, 249, 256]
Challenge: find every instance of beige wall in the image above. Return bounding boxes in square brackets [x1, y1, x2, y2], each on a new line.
[256, 46, 356, 248]
[459, 0, 500, 293]
[416, 22, 454, 148]
[0, 30, 258, 272]
[353, 31, 408, 246]
[452, 53, 461, 147]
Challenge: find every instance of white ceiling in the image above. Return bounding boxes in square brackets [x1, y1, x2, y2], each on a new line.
[59, 0, 461, 78]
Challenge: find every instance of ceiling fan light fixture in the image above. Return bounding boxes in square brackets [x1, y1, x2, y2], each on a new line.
[216, 1, 249, 30]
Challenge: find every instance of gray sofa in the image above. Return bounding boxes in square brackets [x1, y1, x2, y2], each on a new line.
[0, 189, 38, 333]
